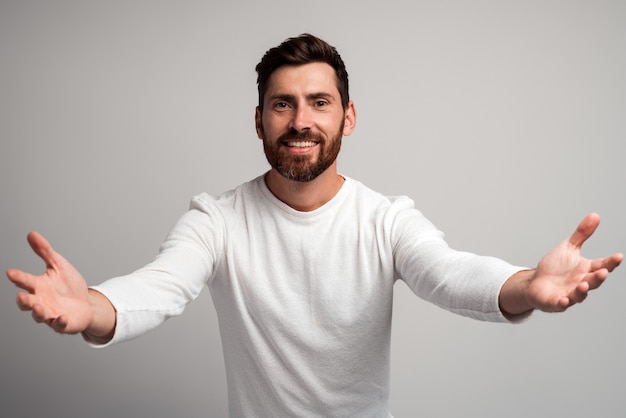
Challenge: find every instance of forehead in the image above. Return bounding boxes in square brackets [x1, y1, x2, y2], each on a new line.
[265, 62, 339, 97]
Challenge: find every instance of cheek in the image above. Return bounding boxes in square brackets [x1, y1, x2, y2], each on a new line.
[257, 116, 277, 141]
[260, 116, 286, 138]
[325, 116, 345, 135]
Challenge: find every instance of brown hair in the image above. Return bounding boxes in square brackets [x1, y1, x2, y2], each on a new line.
[255, 34, 350, 111]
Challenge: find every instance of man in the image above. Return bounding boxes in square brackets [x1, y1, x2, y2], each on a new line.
[6, 34, 623, 417]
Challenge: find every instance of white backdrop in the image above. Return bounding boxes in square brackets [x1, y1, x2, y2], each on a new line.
[1, 1, 624, 417]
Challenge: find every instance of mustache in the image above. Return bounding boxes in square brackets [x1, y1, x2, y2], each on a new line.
[276, 130, 324, 143]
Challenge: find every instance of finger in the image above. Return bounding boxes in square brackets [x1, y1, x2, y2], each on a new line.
[557, 296, 570, 311]
[589, 253, 623, 274]
[31, 303, 53, 324]
[568, 213, 601, 249]
[575, 281, 590, 300]
[606, 252, 624, 271]
[27, 231, 59, 270]
[558, 289, 588, 310]
[585, 269, 608, 291]
[31, 304, 47, 323]
[6, 269, 37, 292]
[16, 292, 35, 311]
[50, 315, 70, 333]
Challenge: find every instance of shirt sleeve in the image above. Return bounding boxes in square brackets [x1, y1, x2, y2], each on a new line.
[390, 197, 528, 323]
[87, 194, 225, 346]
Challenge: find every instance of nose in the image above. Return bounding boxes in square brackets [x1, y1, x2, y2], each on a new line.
[289, 105, 312, 132]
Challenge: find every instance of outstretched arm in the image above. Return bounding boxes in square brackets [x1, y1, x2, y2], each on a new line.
[6, 232, 116, 343]
[499, 213, 623, 316]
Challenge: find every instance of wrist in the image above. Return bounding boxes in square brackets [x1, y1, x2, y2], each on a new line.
[499, 269, 536, 317]
[83, 289, 116, 344]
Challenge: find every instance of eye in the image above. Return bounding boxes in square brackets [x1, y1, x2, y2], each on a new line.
[273, 101, 291, 111]
[314, 100, 328, 107]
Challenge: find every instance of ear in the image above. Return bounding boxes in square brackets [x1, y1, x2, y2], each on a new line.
[342, 101, 357, 136]
[255, 106, 264, 140]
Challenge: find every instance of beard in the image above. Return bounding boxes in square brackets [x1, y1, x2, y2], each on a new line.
[262, 122, 343, 182]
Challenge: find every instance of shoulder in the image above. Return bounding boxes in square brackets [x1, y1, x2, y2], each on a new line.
[344, 177, 443, 241]
[166, 178, 263, 254]
[344, 176, 418, 215]
[189, 176, 264, 213]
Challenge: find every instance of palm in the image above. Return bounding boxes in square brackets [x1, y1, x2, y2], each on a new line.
[526, 213, 622, 312]
[529, 241, 590, 311]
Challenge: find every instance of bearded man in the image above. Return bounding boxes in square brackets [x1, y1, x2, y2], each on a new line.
[7, 34, 622, 417]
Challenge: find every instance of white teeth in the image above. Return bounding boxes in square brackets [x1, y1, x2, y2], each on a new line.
[286, 141, 316, 148]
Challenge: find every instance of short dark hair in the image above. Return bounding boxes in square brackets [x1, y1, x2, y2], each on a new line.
[255, 34, 350, 111]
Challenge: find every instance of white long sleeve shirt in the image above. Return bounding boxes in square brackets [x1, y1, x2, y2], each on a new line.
[92, 174, 523, 417]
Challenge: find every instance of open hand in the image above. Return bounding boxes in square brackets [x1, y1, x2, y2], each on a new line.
[527, 213, 623, 312]
[6, 232, 94, 334]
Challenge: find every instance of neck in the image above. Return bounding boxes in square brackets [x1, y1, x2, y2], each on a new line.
[264, 164, 345, 212]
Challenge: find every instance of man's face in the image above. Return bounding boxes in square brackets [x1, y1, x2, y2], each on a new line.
[256, 62, 355, 182]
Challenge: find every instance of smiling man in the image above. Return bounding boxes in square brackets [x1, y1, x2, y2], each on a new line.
[7, 34, 623, 417]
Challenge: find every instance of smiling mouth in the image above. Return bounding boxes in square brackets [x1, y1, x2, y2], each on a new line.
[285, 141, 318, 148]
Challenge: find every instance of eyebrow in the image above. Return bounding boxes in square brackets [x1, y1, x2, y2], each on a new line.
[267, 92, 335, 103]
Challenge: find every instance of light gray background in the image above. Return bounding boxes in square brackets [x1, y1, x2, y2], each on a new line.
[1, 1, 624, 417]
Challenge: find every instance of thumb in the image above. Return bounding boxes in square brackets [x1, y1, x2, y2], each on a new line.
[568, 213, 600, 249]
[27, 231, 59, 270]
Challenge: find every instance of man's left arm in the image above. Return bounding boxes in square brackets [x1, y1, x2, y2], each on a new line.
[499, 213, 623, 316]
